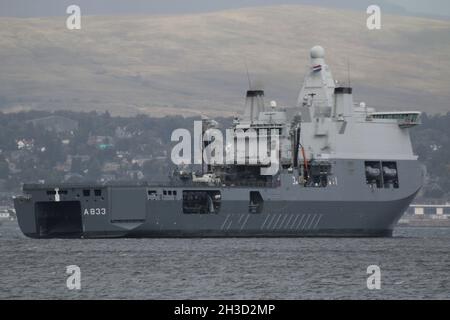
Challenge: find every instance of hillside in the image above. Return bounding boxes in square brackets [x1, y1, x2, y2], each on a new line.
[0, 5, 449, 116]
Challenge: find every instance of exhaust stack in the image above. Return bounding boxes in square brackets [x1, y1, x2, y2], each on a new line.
[243, 90, 265, 123]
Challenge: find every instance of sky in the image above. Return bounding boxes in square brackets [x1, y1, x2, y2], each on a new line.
[0, 0, 450, 19]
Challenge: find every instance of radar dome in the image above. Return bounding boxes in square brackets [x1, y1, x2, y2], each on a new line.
[310, 46, 325, 59]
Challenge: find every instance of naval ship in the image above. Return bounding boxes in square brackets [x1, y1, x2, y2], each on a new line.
[14, 46, 423, 238]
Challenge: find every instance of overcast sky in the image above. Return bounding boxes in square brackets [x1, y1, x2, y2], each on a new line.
[1, 0, 450, 18]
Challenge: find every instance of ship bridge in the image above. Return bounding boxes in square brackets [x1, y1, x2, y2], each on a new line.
[368, 111, 422, 128]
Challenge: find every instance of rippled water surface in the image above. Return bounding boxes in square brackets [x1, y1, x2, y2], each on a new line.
[0, 221, 449, 299]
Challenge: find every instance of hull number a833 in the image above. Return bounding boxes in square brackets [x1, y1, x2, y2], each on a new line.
[84, 208, 106, 216]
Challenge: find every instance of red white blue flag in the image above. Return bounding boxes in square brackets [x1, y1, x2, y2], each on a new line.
[312, 64, 322, 72]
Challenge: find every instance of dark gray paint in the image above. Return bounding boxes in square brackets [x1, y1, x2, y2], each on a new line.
[13, 159, 423, 238]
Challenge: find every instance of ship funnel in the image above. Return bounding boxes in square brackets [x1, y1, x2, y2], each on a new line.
[243, 90, 265, 122]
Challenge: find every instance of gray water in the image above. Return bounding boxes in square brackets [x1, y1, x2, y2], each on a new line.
[0, 221, 449, 300]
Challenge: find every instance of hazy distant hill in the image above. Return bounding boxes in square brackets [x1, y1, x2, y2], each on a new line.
[0, 5, 449, 117]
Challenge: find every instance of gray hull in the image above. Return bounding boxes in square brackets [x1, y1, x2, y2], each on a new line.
[13, 159, 423, 238]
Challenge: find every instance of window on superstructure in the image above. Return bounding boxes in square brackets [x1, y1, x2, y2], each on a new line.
[148, 190, 158, 200]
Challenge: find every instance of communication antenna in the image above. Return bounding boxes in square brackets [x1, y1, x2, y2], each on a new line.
[244, 60, 253, 90]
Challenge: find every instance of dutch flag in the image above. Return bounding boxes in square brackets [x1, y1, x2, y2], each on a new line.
[312, 64, 322, 72]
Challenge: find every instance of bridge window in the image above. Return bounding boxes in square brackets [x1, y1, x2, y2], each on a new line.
[148, 190, 158, 200]
[369, 112, 421, 128]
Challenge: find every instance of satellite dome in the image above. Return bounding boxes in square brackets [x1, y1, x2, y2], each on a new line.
[310, 46, 325, 59]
